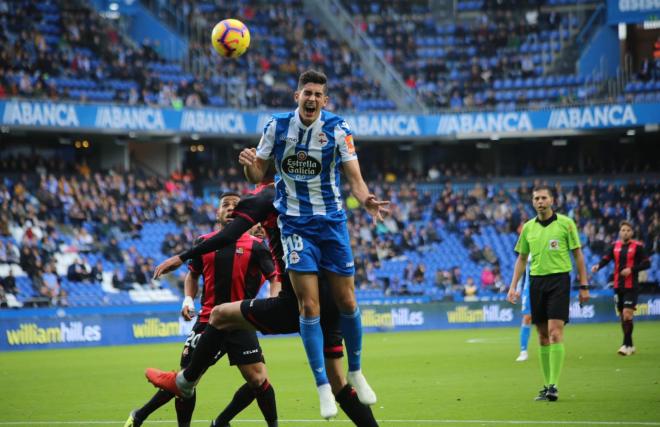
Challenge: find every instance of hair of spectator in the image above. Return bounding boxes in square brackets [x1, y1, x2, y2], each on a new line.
[532, 185, 554, 198]
[298, 70, 328, 93]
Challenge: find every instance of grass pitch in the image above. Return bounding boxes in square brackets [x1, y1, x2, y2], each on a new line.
[1, 322, 659, 426]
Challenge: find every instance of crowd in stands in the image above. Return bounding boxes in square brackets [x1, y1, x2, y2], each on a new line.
[345, 176, 659, 300]
[0, 0, 615, 112]
[1, 153, 658, 308]
[0, 154, 250, 307]
[343, 0, 599, 110]
[0, 0, 392, 111]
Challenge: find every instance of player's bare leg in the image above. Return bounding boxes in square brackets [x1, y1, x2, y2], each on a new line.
[210, 301, 256, 331]
[289, 271, 337, 419]
[327, 271, 376, 405]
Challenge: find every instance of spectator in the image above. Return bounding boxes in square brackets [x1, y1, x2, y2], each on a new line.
[413, 263, 426, 284]
[90, 261, 104, 283]
[464, 277, 478, 300]
[1, 269, 17, 294]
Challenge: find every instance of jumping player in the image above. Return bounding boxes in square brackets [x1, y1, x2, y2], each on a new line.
[148, 183, 379, 426]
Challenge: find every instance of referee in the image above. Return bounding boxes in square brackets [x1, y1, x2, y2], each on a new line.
[507, 185, 589, 402]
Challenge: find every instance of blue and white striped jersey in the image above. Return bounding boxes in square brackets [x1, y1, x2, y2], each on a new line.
[255, 108, 358, 217]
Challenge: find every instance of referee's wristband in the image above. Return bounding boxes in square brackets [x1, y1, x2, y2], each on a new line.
[579, 285, 589, 290]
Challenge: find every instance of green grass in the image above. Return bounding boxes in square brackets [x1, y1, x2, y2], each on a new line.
[1, 322, 660, 426]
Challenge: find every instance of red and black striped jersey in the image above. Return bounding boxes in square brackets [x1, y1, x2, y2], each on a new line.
[597, 240, 650, 289]
[188, 231, 276, 322]
[178, 184, 294, 297]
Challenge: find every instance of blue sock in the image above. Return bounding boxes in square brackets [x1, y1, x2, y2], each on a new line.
[340, 307, 363, 372]
[520, 323, 531, 352]
[299, 316, 328, 386]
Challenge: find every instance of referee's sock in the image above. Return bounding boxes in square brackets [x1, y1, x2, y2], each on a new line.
[520, 324, 531, 352]
[336, 384, 379, 427]
[174, 390, 196, 427]
[299, 316, 328, 386]
[340, 307, 363, 372]
[183, 324, 226, 383]
[538, 345, 551, 386]
[213, 383, 254, 426]
[253, 379, 278, 426]
[548, 343, 565, 387]
[134, 389, 175, 423]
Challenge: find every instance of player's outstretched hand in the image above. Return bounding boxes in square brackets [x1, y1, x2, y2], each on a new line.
[506, 287, 519, 304]
[238, 148, 257, 166]
[590, 264, 599, 273]
[364, 194, 390, 223]
[153, 255, 184, 279]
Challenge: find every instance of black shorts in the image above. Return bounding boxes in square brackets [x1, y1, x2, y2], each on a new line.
[180, 322, 264, 368]
[529, 272, 570, 324]
[240, 290, 343, 359]
[615, 288, 638, 312]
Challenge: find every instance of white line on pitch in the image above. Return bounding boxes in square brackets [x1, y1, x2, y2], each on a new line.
[1, 420, 659, 426]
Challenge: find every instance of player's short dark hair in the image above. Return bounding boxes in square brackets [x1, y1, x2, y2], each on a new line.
[298, 70, 327, 93]
[532, 185, 554, 198]
[619, 220, 634, 230]
[219, 191, 241, 201]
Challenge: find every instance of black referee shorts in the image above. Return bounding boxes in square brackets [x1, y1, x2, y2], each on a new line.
[180, 322, 264, 368]
[240, 289, 344, 359]
[529, 272, 570, 324]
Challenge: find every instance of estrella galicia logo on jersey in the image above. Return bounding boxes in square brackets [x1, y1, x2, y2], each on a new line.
[282, 152, 322, 181]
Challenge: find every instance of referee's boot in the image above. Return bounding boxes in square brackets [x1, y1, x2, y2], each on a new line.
[546, 384, 559, 401]
[534, 386, 549, 401]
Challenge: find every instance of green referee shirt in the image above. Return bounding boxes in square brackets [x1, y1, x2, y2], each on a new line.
[514, 213, 581, 276]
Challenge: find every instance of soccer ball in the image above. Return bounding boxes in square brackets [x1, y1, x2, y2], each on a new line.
[211, 19, 250, 58]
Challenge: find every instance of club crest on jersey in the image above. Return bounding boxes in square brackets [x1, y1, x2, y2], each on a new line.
[318, 132, 328, 147]
[549, 239, 559, 250]
[282, 151, 322, 181]
[289, 251, 300, 264]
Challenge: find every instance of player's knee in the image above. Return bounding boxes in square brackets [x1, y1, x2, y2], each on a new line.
[623, 311, 634, 321]
[245, 367, 267, 388]
[299, 299, 320, 317]
[334, 292, 357, 313]
[548, 329, 563, 343]
[209, 304, 228, 329]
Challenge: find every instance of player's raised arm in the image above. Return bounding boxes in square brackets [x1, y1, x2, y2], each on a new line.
[153, 217, 253, 279]
[342, 160, 390, 223]
[239, 148, 269, 184]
